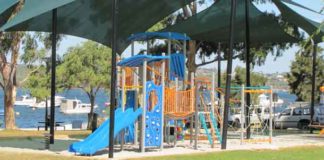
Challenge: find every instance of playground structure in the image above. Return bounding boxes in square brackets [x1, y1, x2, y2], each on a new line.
[68, 32, 222, 155]
[211, 85, 274, 144]
[237, 86, 273, 144]
[68, 32, 276, 155]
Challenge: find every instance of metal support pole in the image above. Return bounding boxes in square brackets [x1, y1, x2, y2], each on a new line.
[183, 36, 187, 89]
[221, 0, 237, 150]
[212, 72, 216, 115]
[168, 39, 171, 81]
[310, 43, 317, 133]
[220, 94, 224, 136]
[131, 41, 139, 145]
[269, 87, 273, 143]
[108, 0, 118, 158]
[160, 52, 166, 150]
[45, 97, 48, 131]
[174, 77, 178, 147]
[190, 72, 194, 144]
[245, 0, 251, 140]
[217, 43, 221, 99]
[194, 80, 199, 150]
[120, 68, 126, 150]
[45, 58, 50, 131]
[49, 9, 57, 144]
[140, 42, 148, 153]
[240, 85, 245, 145]
[131, 41, 135, 56]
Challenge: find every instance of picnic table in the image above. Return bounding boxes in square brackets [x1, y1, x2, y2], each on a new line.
[37, 121, 65, 131]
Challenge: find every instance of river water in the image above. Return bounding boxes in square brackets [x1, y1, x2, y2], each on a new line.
[0, 89, 297, 128]
[0, 88, 108, 128]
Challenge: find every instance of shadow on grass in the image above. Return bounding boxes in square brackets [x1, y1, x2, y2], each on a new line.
[0, 137, 78, 152]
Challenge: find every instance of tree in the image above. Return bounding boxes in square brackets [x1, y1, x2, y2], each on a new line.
[232, 66, 268, 103]
[232, 66, 267, 87]
[286, 45, 324, 101]
[21, 32, 64, 103]
[0, 0, 25, 129]
[57, 41, 111, 129]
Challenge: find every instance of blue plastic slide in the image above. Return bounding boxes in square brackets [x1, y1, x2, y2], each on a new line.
[69, 108, 143, 155]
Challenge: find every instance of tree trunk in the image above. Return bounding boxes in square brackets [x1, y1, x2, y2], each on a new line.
[2, 60, 17, 129]
[184, 3, 197, 81]
[87, 94, 95, 130]
[4, 83, 16, 129]
[187, 41, 197, 80]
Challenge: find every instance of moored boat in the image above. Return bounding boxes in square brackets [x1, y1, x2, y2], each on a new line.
[60, 99, 98, 114]
[14, 95, 37, 106]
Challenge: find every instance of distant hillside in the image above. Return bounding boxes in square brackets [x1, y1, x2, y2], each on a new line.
[196, 68, 289, 90]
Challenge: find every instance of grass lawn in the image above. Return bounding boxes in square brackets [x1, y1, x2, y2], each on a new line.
[0, 130, 91, 139]
[0, 146, 323, 160]
[0, 151, 98, 160]
[131, 146, 324, 160]
[0, 130, 91, 152]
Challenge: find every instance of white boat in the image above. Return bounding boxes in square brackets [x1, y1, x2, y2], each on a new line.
[258, 93, 284, 107]
[60, 99, 98, 114]
[14, 95, 37, 106]
[0, 109, 4, 116]
[29, 96, 65, 108]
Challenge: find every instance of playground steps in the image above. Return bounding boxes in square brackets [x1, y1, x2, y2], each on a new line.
[199, 113, 222, 145]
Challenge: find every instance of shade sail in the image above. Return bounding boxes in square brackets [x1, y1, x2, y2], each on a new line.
[117, 55, 169, 67]
[0, 0, 19, 26]
[1, 0, 193, 53]
[163, 0, 299, 43]
[127, 32, 191, 41]
[273, 0, 324, 43]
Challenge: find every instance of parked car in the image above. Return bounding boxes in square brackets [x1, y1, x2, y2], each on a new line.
[231, 105, 284, 128]
[274, 102, 324, 130]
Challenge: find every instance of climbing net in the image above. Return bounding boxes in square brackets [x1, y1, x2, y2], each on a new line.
[240, 89, 273, 144]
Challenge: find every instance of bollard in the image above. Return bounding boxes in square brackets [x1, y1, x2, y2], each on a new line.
[44, 133, 51, 150]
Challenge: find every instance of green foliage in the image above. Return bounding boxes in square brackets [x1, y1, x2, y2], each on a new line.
[24, 67, 50, 101]
[22, 33, 63, 101]
[286, 46, 324, 101]
[57, 40, 111, 129]
[57, 40, 111, 92]
[230, 66, 268, 103]
[232, 67, 268, 86]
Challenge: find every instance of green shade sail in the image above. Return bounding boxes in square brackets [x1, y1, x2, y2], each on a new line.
[0, 0, 19, 26]
[1, 0, 193, 53]
[163, 0, 299, 44]
[273, 0, 324, 43]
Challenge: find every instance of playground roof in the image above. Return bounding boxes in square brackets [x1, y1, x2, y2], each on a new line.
[273, 0, 324, 43]
[0, 0, 193, 53]
[0, 0, 19, 26]
[127, 32, 191, 41]
[163, 0, 299, 43]
[117, 55, 169, 67]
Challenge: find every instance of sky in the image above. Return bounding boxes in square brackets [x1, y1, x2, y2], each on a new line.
[56, 0, 324, 74]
